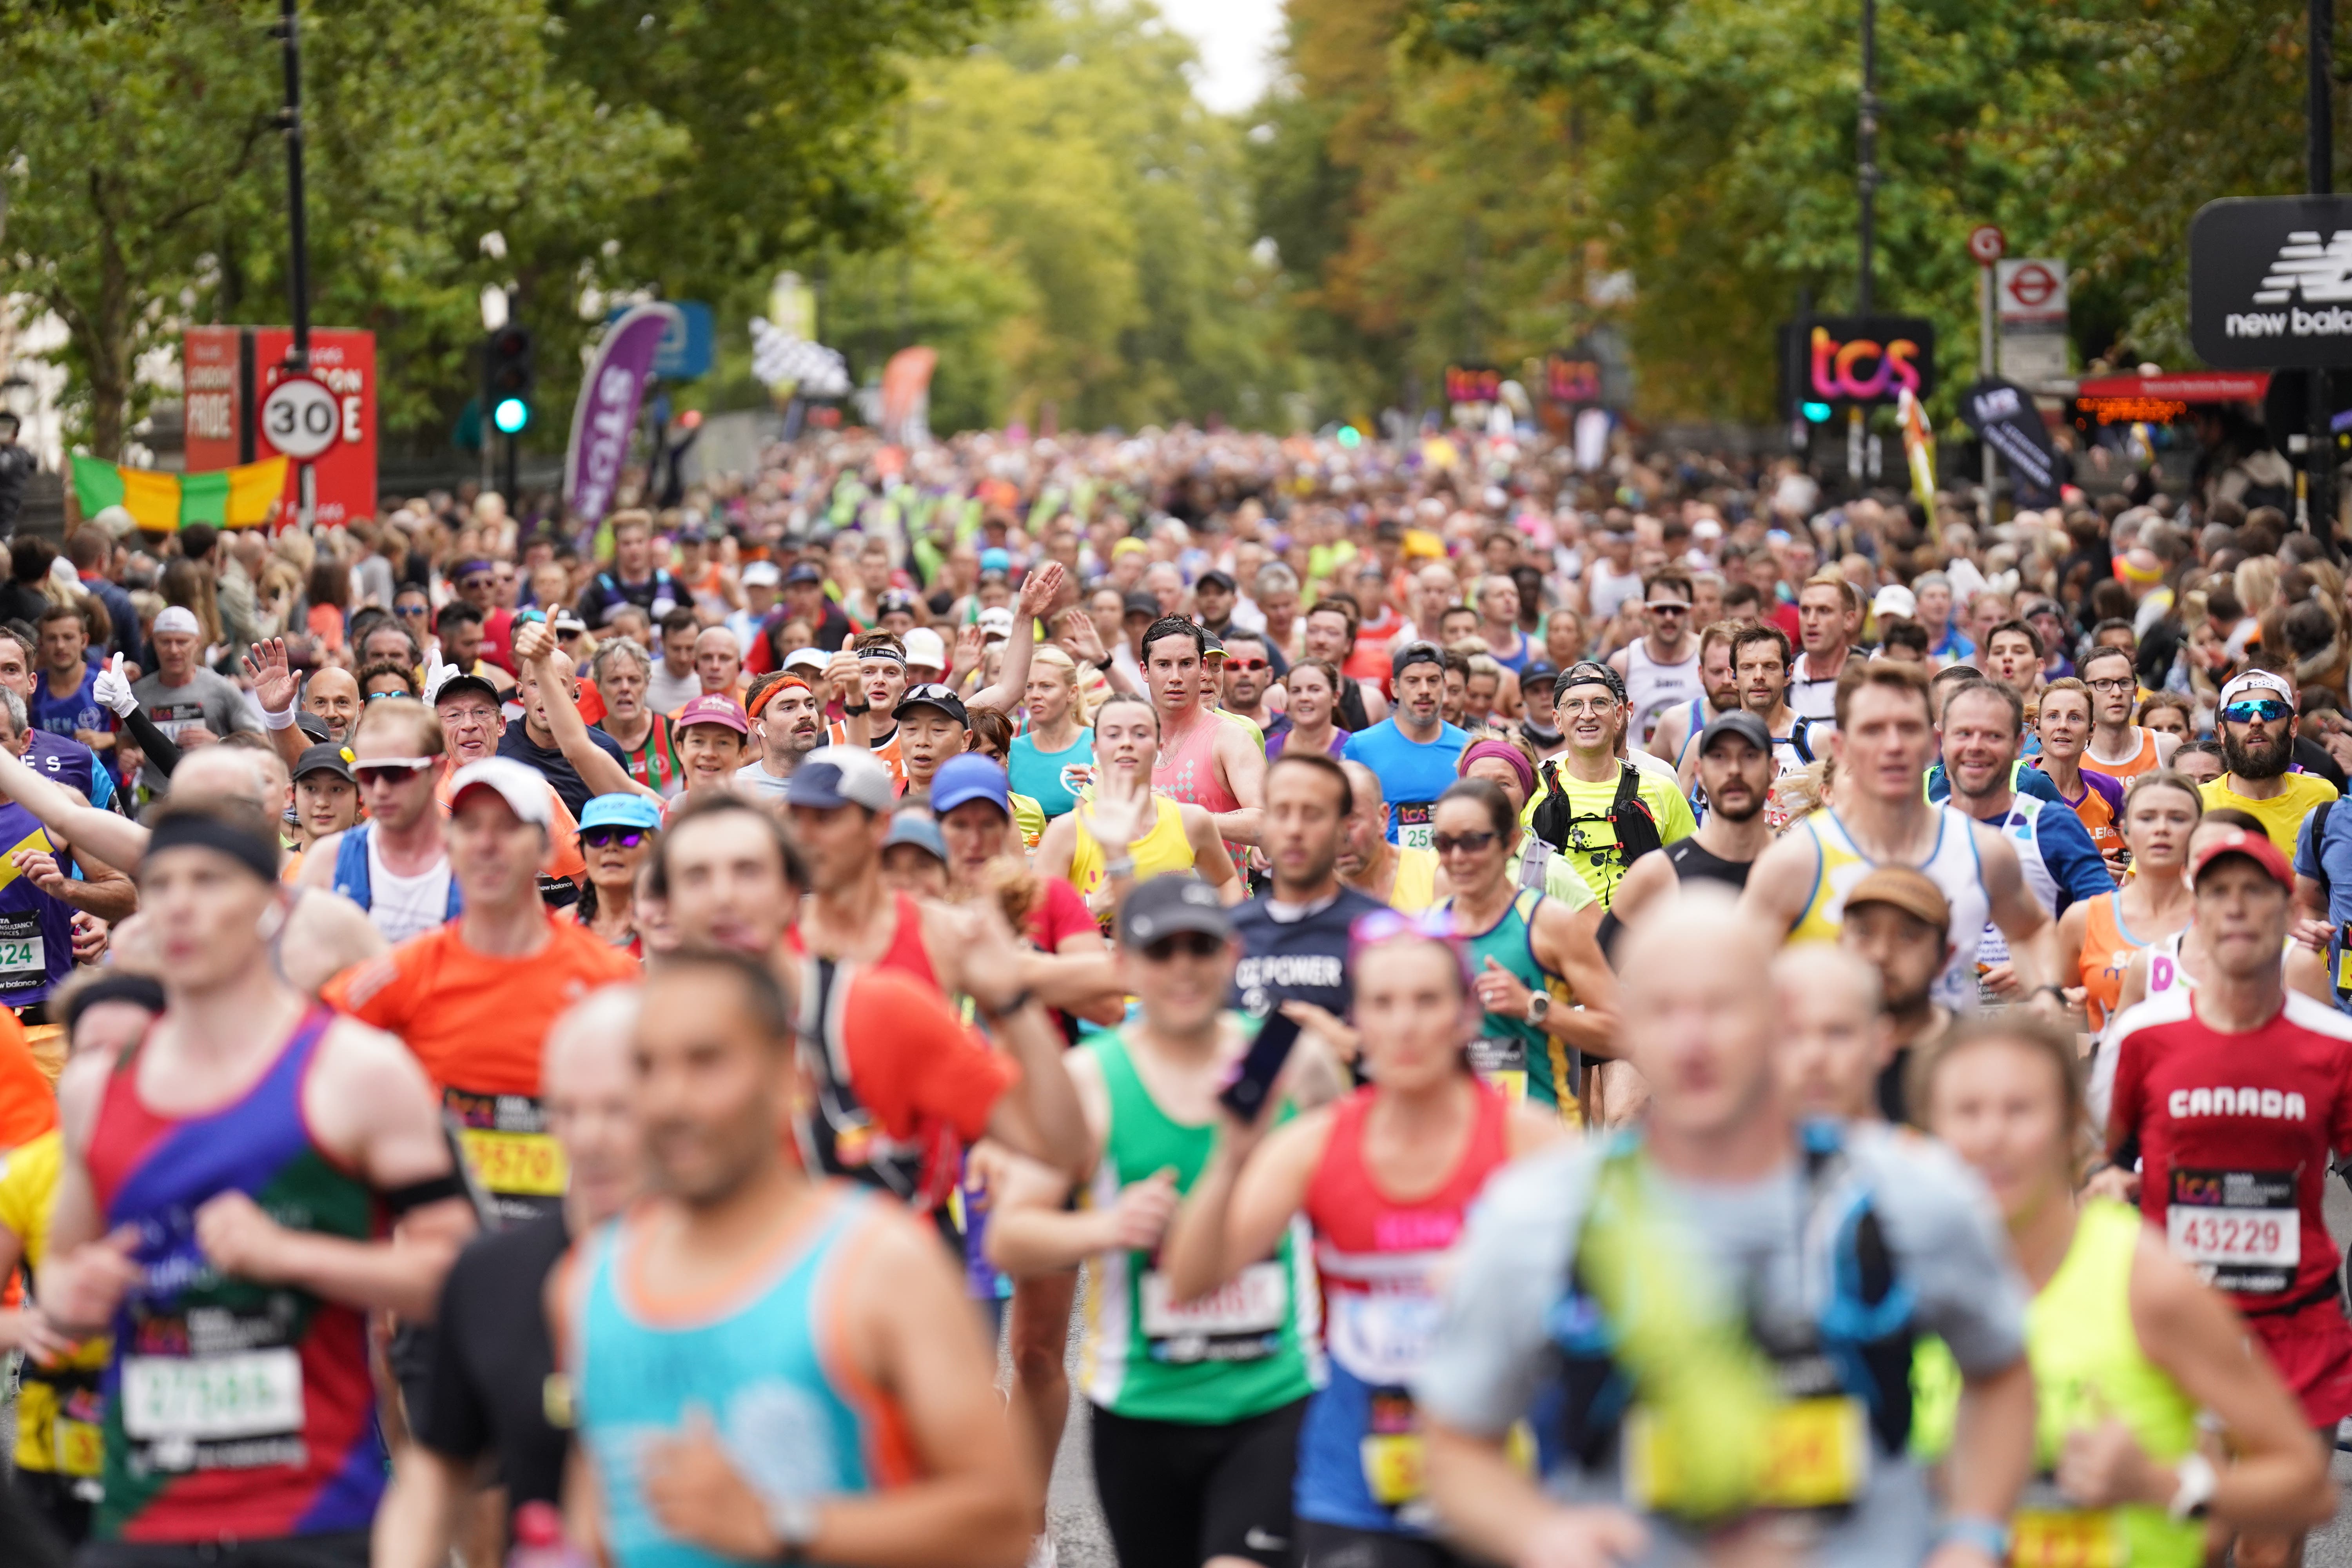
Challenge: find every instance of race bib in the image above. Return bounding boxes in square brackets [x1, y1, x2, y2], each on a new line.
[1359, 1388, 1426, 1512]
[1466, 1037, 1528, 1103]
[1327, 1290, 1441, 1387]
[122, 1347, 303, 1445]
[2168, 1167, 2299, 1292]
[2013, 1507, 2123, 1568]
[445, 1088, 566, 1222]
[1141, 1261, 1286, 1363]
[0, 906, 49, 992]
[1623, 1396, 1869, 1514]
[1394, 801, 1434, 852]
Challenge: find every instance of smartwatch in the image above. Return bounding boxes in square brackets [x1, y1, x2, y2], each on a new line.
[766, 1495, 822, 1562]
[2168, 1451, 2218, 1521]
[1524, 991, 1552, 1027]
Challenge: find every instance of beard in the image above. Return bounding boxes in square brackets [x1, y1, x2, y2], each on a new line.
[2221, 727, 2293, 780]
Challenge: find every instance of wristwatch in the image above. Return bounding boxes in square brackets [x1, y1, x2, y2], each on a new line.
[2168, 1451, 2218, 1521]
[767, 1494, 823, 1562]
[1524, 991, 1552, 1027]
[1931, 1516, 2012, 1563]
[842, 702, 869, 717]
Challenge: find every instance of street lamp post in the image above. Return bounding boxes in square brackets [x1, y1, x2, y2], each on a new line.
[2310, 0, 2336, 541]
[275, 0, 315, 526]
[1851, 0, 1879, 495]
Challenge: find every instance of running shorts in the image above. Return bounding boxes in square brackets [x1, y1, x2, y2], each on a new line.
[1091, 1397, 1308, 1568]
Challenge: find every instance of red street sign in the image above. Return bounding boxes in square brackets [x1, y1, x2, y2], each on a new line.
[1968, 225, 2006, 265]
[2004, 263, 2059, 309]
[184, 326, 377, 526]
[2075, 371, 2270, 403]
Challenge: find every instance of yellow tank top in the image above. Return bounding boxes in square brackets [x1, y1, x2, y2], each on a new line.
[1387, 846, 1440, 913]
[1787, 806, 1991, 1013]
[1068, 794, 1196, 899]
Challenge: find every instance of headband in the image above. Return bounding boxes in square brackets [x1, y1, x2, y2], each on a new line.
[857, 646, 907, 666]
[749, 674, 811, 718]
[1458, 739, 1536, 799]
[144, 813, 281, 886]
[61, 972, 167, 1035]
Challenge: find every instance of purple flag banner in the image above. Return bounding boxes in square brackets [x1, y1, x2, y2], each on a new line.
[563, 303, 679, 524]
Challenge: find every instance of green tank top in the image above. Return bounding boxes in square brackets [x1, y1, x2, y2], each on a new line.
[1078, 1027, 1319, 1425]
[1440, 887, 1573, 1113]
[1912, 1199, 2201, 1568]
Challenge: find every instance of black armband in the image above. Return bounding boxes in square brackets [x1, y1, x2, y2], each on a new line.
[381, 1171, 469, 1216]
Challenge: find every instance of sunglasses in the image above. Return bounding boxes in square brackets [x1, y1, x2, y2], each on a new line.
[2221, 699, 2293, 725]
[1644, 601, 1690, 615]
[1226, 659, 1270, 672]
[581, 828, 651, 849]
[354, 757, 436, 786]
[395, 603, 429, 617]
[1430, 829, 1499, 855]
[363, 690, 406, 702]
[1142, 932, 1225, 963]
[459, 576, 494, 591]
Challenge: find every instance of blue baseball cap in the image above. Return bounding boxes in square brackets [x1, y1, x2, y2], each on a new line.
[882, 813, 948, 864]
[979, 547, 1013, 575]
[931, 753, 1010, 818]
[579, 793, 664, 833]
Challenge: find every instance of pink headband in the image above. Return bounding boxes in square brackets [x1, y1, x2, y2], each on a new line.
[1458, 739, 1536, 799]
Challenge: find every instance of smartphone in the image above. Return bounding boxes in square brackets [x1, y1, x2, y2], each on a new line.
[1218, 1008, 1304, 1124]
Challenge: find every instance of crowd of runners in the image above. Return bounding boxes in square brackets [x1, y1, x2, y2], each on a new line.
[0, 423, 2350, 1568]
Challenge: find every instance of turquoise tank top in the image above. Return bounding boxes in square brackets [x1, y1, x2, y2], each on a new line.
[1009, 727, 1094, 818]
[572, 1186, 911, 1568]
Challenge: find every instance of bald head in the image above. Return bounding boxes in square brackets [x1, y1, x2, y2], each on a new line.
[1615, 888, 1783, 1144]
[1771, 946, 1892, 1123]
[543, 982, 644, 1227]
[1342, 759, 1385, 815]
[169, 746, 275, 811]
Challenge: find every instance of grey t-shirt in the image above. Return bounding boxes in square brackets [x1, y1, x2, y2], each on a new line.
[731, 760, 793, 802]
[1416, 1123, 2027, 1568]
[131, 668, 262, 790]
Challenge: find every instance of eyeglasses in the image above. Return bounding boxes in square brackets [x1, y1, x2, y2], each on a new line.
[1555, 697, 1618, 717]
[581, 828, 650, 849]
[2085, 676, 2135, 693]
[363, 690, 407, 702]
[1226, 659, 1269, 672]
[2221, 699, 2293, 725]
[459, 575, 494, 591]
[1141, 932, 1225, 963]
[1430, 829, 1499, 855]
[395, 603, 429, 617]
[354, 758, 436, 786]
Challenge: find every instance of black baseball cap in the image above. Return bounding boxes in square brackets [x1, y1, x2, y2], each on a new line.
[1391, 639, 1445, 678]
[897, 682, 969, 727]
[433, 671, 503, 710]
[292, 742, 354, 783]
[1697, 710, 1771, 756]
[1553, 660, 1625, 703]
[295, 712, 333, 744]
[1118, 874, 1234, 949]
[784, 563, 824, 586]
[1122, 590, 1161, 619]
[1518, 661, 1559, 692]
[1197, 568, 1236, 593]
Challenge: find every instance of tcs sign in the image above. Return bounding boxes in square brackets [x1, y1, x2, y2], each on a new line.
[1802, 316, 1937, 407]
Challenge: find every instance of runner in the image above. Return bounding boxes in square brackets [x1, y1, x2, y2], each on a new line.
[2060, 770, 2200, 1033]
[1521, 662, 1695, 907]
[828, 630, 912, 786]
[299, 698, 460, 944]
[0, 971, 165, 1549]
[591, 637, 686, 797]
[1144, 616, 1266, 852]
[1724, 622, 1820, 781]
[1788, 570, 1858, 733]
[987, 876, 1332, 1568]
[573, 510, 684, 627]
[2201, 669, 2337, 856]
[40, 797, 475, 1565]
[1036, 695, 1240, 914]
[287, 742, 361, 871]
[1601, 710, 1775, 948]
[2034, 676, 2128, 874]
[2081, 644, 2179, 784]
[560, 946, 1034, 1568]
[574, 793, 661, 955]
[735, 672, 823, 800]
[1336, 761, 1441, 913]
[1010, 644, 1095, 817]
[1923, 1014, 2334, 1566]
[670, 693, 752, 795]
[1647, 620, 1738, 777]
[127, 605, 261, 791]
[1416, 887, 2035, 1568]
[1429, 778, 1617, 1113]
[1266, 658, 1346, 761]
[374, 985, 642, 1568]
[1230, 753, 1390, 1021]
[2102, 826, 2352, 1568]
[324, 755, 641, 1227]
[1301, 596, 1389, 730]
[1344, 641, 1468, 852]
[1606, 571, 1699, 748]
[1744, 661, 2068, 1013]
[1769, 944, 1890, 1120]
[1452, 740, 1598, 911]
[1158, 908, 1569, 1566]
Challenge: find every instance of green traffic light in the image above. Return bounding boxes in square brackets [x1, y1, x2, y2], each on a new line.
[1801, 401, 1833, 423]
[1336, 425, 1361, 448]
[493, 396, 530, 434]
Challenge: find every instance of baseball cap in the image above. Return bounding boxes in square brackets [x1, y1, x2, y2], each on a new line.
[2190, 828, 2294, 892]
[782, 646, 829, 676]
[1390, 639, 1445, 678]
[902, 627, 948, 670]
[977, 606, 1015, 641]
[1697, 710, 1771, 756]
[1843, 866, 1951, 931]
[883, 813, 948, 864]
[2219, 670, 2295, 709]
[292, 743, 354, 783]
[1118, 874, 1234, 949]
[1553, 660, 1625, 703]
[742, 561, 782, 589]
[433, 671, 503, 710]
[1122, 590, 1160, 619]
[897, 682, 968, 727]
[580, 793, 664, 833]
[980, 547, 1013, 576]
[448, 757, 555, 828]
[1198, 568, 1236, 593]
[1200, 630, 1227, 663]
[1112, 538, 1150, 561]
[931, 753, 1011, 818]
[94, 505, 141, 539]
[1871, 584, 1918, 621]
[1517, 661, 1559, 693]
[295, 712, 333, 744]
[783, 563, 824, 586]
[786, 745, 896, 811]
[153, 606, 201, 638]
[675, 694, 750, 736]
[552, 612, 588, 636]
[879, 588, 919, 617]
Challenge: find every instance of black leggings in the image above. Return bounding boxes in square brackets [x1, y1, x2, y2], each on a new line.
[1091, 1397, 1308, 1568]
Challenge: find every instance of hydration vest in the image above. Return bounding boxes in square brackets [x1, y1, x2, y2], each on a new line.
[1545, 1122, 1918, 1518]
[1529, 760, 1663, 873]
[331, 823, 463, 921]
[792, 956, 960, 1221]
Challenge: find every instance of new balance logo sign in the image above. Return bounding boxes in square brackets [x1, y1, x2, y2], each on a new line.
[2227, 230, 2352, 341]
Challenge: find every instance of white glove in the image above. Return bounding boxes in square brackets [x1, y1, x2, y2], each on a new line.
[421, 646, 458, 706]
[93, 653, 137, 718]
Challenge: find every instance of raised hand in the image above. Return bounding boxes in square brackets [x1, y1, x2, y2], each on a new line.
[1082, 756, 1152, 853]
[511, 617, 555, 666]
[241, 638, 298, 715]
[92, 653, 137, 719]
[421, 646, 459, 706]
[1018, 559, 1067, 620]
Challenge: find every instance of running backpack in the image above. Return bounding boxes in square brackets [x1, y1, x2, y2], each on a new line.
[1530, 760, 1663, 873]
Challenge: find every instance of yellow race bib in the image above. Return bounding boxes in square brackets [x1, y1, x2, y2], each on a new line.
[1624, 1396, 1869, 1513]
[459, 1128, 568, 1198]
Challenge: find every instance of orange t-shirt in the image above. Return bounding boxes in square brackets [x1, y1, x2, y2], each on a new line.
[323, 916, 640, 1099]
[0, 1008, 58, 1151]
[433, 764, 588, 884]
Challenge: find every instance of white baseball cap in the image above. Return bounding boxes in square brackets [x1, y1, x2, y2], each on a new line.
[2219, 669, 2295, 709]
[152, 606, 201, 637]
[903, 626, 948, 670]
[742, 561, 782, 588]
[1871, 584, 1917, 620]
[447, 757, 555, 828]
[977, 606, 1014, 641]
[782, 646, 829, 675]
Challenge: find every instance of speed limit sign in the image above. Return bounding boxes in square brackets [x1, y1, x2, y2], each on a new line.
[260, 374, 340, 460]
[1967, 224, 2006, 265]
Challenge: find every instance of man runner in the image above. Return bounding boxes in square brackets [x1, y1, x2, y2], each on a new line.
[1646, 619, 1738, 777]
[1602, 709, 1775, 948]
[300, 699, 458, 944]
[1521, 661, 1695, 908]
[1607, 570, 1699, 747]
[1229, 753, 1388, 1021]
[2080, 643, 2179, 784]
[1789, 570, 1859, 733]
[1343, 641, 1469, 852]
[2201, 669, 2338, 857]
[40, 798, 475, 1566]
[1838, 867, 1959, 1123]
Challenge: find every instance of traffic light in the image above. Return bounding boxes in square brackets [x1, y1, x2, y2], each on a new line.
[484, 325, 535, 435]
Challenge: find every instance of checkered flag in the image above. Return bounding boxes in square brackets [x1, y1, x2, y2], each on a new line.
[750, 316, 850, 397]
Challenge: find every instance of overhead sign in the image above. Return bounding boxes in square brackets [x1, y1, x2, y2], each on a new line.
[1796, 317, 1936, 407]
[2075, 370, 2270, 401]
[605, 300, 713, 380]
[2190, 195, 2352, 369]
[1543, 347, 1603, 407]
[1995, 258, 2069, 384]
[1443, 364, 1502, 407]
[183, 326, 377, 526]
[1956, 377, 2065, 506]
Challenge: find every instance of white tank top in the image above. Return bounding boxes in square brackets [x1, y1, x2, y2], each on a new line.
[1624, 640, 1701, 746]
[367, 826, 454, 945]
[1796, 804, 1993, 1012]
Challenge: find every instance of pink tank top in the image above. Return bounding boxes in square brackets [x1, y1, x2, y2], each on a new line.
[1154, 711, 1241, 817]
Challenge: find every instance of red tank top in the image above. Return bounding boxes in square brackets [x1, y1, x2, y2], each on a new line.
[2108, 990, 2352, 1310]
[787, 891, 940, 994]
[1304, 1079, 1510, 1286]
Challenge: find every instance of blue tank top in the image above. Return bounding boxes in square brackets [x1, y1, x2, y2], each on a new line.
[0, 798, 81, 1007]
[26, 730, 114, 811]
[571, 1186, 912, 1568]
[1007, 727, 1093, 818]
